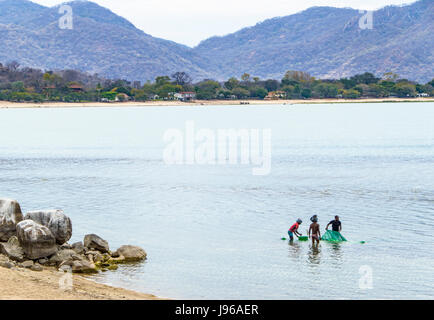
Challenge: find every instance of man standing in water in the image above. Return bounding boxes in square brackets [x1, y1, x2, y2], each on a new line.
[326, 216, 342, 232]
[309, 216, 321, 246]
[288, 219, 303, 241]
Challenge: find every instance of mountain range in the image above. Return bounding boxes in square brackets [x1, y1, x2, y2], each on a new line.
[0, 0, 432, 82]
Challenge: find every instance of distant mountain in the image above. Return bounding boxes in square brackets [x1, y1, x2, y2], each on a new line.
[194, 0, 433, 82]
[0, 0, 211, 82]
[0, 0, 432, 82]
[0, 0, 46, 25]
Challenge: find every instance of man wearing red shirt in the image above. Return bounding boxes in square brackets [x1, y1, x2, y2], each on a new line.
[288, 219, 303, 241]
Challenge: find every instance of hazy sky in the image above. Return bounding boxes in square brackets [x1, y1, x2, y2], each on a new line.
[34, 0, 415, 47]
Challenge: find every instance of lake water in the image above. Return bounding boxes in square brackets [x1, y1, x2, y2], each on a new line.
[0, 103, 433, 299]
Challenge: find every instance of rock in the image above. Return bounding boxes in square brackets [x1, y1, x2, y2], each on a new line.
[38, 258, 48, 265]
[0, 199, 24, 241]
[0, 236, 25, 262]
[20, 260, 34, 269]
[0, 260, 14, 269]
[71, 260, 98, 274]
[60, 243, 72, 250]
[113, 245, 147, 262]
[71, 242, 84, 254]
[111, 255, 126, 264]
[88, 251, 104, 263]
[72, 254, 84, 261]
[25, 210, 72, 245]
[102, 253, 112, 260]
[49, 249, 77, 265]
[84, 234, 109, 253]
[58, 264, 72, 272]
[31, 263, 43, 272]
[111, 250, 120, 258]
[16, 220, 57, 260]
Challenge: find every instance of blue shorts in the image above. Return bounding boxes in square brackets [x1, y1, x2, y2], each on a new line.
[288, 231, 294, 239]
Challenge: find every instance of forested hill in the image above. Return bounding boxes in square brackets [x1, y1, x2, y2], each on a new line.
[194, 0, 434, 82]
[0, 0, 211, 82]
[0, 0, 432, 82]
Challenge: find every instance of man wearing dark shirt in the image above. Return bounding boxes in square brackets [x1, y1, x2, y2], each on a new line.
[326, 216, 342, 232]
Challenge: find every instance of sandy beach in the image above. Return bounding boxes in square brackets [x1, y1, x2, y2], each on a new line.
[0, 97, 432, 109]
[0, 264, 162, 300]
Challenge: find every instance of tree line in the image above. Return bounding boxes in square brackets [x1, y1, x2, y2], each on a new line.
[1, 62, 433, 103]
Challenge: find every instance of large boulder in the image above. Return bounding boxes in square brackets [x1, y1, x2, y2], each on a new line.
[0, 236, 25, 262]
[0, 199, 24, 241]
[113, 245, 147, 262]
[25, 210, 72, 245]
[84, 234, 109, 253]
[16, 220, 57, 260]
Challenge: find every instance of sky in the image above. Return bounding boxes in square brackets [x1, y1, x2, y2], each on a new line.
[34, 0, 416, 47]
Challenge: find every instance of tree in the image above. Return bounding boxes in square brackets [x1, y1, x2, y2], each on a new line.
[395, 83, 417, 97]
[224, 77, 240, 90]
[315, 83, 339, 98]
[382, 72, 399, 82]
[6, 61, 20, 72]
[350, 72, 380, 85]
[171, 72, 192, 86]
[101, 91, 117, 100]
[155, 76, 171, 87]
[264, 79, 279, 92]
[241, 73, 251, 82]
[281, 85, 294, 98]
[249, 87, 268, 99]
[195, 80, 221, 100]
[342, 89, 361, 99]
[11, 81, 25, 92]
[157, 83, 182, 98]
[340, 78, 357, 89]
[301, 88, 312, 99]
[231, 87, 250, 99]
[282, 71, 313, 84]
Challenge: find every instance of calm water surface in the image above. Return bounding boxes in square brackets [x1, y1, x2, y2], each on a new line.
[0, 103, 433, 299]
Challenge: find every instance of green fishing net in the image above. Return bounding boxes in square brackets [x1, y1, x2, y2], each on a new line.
[321, 230, 347, 242]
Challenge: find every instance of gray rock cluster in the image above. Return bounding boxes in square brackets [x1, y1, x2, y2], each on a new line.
[0, 198, 147, 273]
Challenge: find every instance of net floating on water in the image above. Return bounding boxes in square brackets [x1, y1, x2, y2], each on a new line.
[298, 236, 309, 241]
[321, 230, 347, 242]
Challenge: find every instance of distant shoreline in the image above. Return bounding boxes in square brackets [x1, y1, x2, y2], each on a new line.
[0, 98, 433, 109]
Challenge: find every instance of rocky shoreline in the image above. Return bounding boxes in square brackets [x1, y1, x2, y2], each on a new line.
[0, 198, 147, 275]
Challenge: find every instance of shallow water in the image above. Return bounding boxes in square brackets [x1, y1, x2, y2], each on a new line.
[0, 103, 433, 299]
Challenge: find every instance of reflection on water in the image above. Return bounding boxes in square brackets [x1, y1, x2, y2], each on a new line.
[329, 243, 344, 265]
[307, 245, 321, 266]
[0, 103, 433, 299]
[288, 241, 302, 260]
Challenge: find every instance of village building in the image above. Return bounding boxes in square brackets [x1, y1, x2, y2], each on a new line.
[265, 91, 286, 100]
[174, 92, 196, 101]
[148, 94, 159, 100]
[68, 84, 84, 92]
[115, 93, 130, 102]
